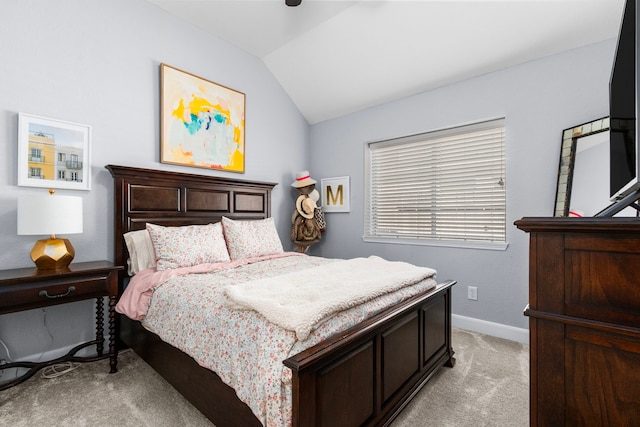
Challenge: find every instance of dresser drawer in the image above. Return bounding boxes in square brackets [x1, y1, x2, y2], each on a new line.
[564, 236, 640, 328]
[0, 274, 110, 313]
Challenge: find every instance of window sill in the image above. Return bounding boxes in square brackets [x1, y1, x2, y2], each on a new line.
[362, 236, 508, 251]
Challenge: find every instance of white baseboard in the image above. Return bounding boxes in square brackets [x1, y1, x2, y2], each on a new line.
[452, 314, 529, 344]
[18, 343, 95, 366]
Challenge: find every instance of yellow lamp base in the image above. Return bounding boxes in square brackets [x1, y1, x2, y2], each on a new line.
[30, 237, 75, 271]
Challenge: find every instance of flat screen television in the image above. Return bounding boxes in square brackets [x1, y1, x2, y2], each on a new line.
[597, 0, 640, 216]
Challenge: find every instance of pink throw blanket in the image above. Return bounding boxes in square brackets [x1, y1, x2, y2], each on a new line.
[116, 252, 302, 320]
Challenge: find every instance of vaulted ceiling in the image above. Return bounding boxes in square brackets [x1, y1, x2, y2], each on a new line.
[146, 0, 625, 124]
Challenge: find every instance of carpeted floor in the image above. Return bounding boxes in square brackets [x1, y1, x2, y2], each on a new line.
[391, 328, 529, 427]
[0, 328, 528, 426]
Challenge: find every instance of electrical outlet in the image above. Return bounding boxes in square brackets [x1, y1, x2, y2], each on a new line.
[468, 286, 478, 301]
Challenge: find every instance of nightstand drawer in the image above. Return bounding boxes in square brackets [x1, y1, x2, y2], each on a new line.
[0, 273, 110, 313]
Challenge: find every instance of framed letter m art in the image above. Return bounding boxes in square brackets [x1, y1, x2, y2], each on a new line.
[161, 64, 245, 173]
[321, 176, 350, 212]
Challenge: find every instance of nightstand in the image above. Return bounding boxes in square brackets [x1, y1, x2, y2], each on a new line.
[0, 261, 123, 390]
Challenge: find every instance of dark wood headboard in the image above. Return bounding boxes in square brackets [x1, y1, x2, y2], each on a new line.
[106, 164, 277, 280]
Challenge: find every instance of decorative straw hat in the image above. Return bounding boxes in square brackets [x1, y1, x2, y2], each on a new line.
[291, 171, 317, 188]
[296, 195, 317, 219]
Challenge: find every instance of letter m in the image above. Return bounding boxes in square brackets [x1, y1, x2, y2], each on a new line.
[326, 185, 343, 206]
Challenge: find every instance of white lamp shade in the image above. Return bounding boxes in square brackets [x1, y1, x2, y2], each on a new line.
[17, 195, 83, 236]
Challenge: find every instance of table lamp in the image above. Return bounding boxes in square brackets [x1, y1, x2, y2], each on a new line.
[17, 189, 83, 271]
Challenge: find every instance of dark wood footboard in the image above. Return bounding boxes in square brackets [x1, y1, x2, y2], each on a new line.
[119, 280, 455, 427]
[285, 280, 455, 427]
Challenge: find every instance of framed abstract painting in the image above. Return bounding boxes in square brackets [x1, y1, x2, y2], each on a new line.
[160, 64, 246, 173]
[17, 113, 91, 191]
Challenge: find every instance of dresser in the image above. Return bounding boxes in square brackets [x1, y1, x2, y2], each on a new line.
[515, 218, 640, 426]
[0, 261, 122, 390]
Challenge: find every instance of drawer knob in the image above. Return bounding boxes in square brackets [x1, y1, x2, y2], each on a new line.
[39, 286, 76, 299]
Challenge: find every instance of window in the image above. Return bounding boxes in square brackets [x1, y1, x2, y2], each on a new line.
[30, 148, 43, 162]
[364, 119, 506, 248]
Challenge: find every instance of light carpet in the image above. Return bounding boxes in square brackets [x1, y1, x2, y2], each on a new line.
[0, 328, 528, 426]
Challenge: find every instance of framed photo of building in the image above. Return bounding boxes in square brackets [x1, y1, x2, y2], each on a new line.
[160, 64, 246, 173]
[17, 113, 91, 191]
[321, 176, 350, 212]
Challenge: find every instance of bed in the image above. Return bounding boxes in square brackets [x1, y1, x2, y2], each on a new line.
[106, 164, 456, 427]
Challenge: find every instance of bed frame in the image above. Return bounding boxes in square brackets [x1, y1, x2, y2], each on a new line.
[106, 164, 456, 427]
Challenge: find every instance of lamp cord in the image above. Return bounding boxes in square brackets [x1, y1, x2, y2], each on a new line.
[0, 338, 13, 362]
[41, 362, 79, 379]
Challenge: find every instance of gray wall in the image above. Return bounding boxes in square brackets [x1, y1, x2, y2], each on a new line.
[308, 39, 615, 330]
[0, 0, 308, 361]
[0, 0, 617, 362]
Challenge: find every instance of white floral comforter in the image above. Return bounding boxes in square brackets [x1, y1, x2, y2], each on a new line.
[129, 254, 437, 427]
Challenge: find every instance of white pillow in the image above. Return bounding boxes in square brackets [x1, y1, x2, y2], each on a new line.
[221, 216, 284, 260]
[146, 222, 231, 271]
[123, 229, 156, 275]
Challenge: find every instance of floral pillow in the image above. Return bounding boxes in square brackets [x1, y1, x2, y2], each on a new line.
[123, 229, 156, 275]
[221, 216, 284, 260]
[146, 222, 230, 271]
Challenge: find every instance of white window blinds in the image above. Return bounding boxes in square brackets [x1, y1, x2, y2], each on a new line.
[365, 119, 506, 245]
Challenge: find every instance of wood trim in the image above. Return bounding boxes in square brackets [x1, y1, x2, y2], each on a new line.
[514, 217, 640, 234]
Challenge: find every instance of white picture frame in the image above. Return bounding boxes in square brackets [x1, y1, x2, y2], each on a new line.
[18, 113, 91, 191]
[321, 176, 350, 212]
